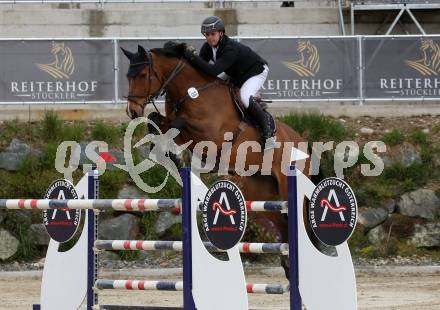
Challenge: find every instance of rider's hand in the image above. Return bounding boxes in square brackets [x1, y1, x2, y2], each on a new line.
[183, 45, 197, 60]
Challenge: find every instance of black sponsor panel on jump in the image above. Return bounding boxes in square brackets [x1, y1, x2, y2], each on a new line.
[0, 40, 114, 103]
[43, 179, 82, 243]
[363, 36, 440, 100]
[309, 177, 358, 247]
[202, 180, 247, 250]
[241, 38, 360, 101]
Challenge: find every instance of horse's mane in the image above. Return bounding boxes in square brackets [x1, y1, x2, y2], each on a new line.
[151, 41, 187, 58]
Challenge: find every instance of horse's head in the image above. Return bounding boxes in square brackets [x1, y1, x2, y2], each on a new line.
[51, 42, 65, 56]
[297, 41, 313, 67]
[421, 39, 437, 67]
[121, 45, 164, 119]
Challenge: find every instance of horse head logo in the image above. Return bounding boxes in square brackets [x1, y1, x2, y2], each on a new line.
[405, 39, 440, 76]
[36, 42, 75, 79]
[283, 40, 321, 77]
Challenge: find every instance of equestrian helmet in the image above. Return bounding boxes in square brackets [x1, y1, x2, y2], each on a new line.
[201, 16, 225, 34]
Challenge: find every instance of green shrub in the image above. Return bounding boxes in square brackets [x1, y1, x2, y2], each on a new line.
[60, 123, 86, 142]
[91, 121, 121, 146]
[41, 110, 62, 142]
[409, 129, 428, 146]
[383, 129, 404, 146]
[280, 113, 351, 142]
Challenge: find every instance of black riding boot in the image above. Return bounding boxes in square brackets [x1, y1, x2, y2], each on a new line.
[247, 96, 276, 150]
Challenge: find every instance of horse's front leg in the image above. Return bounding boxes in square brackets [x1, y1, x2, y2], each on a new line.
[146, 111, 189, 168]
[146, 111, 168, 135]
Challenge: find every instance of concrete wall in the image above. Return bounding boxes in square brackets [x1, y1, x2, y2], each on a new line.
[2, 102, 440, 122]
[1, 2, 439, 37]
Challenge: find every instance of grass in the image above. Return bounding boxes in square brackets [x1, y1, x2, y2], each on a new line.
[409, 129, 428, 146]
[41, 110, 62, 142]
[382, 129, 404, 146]
[91, 121, 122, 146]
[279, 113, 352, 143]
[60, 123, 86, 142]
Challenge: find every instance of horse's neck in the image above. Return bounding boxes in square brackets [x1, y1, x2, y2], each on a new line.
[160, 58, 241, 137]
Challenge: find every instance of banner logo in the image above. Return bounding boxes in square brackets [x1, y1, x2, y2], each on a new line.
[10, 42, 98, 101]
[405, 39, 440, 77]
[36, 42, 75, 79]
[283, 40, 321, 77]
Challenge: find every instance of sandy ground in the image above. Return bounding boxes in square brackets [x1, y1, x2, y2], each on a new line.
[1, 267, 439, 310]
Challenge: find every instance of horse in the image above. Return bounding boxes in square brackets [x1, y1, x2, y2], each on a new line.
[121, 42, 311, 277]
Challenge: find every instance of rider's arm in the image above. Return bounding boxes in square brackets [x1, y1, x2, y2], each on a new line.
[199, 43, 211, 62]
[187, 46, 238, 77]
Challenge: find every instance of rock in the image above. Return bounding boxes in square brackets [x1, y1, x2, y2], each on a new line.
[397, 189, 440, 220]
[0, 229, 19, 260]
[422, 128, 430, 134]
[7, 139, 29, 153]
[381, 142, 421, 168]
[358, 208, 388, 229]
[381, 199, 396, 214]
[338, 118, 346, 123]
[137, 145, 151, 159]
[76, 144, 124, 172]
[0, 139, 42, 171]
[99, 214, 140, 240]
[0, 153, 27, 171]
[154, 212, 182, 237]
[368, 225, 387, 245]
[107, 150, 125, 171]
[117, 184, 148, 199]
[13, 210, 33, 224]
[360, 127, 374, 135]
[411, 223, 440, 247]
[28, 224, 51, 246]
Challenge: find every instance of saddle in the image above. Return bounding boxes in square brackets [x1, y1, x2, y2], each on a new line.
[228, 84, 276, 137]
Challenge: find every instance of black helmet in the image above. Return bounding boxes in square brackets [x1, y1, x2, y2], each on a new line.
[201, 16, 225, 34]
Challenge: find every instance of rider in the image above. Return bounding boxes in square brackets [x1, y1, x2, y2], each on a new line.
[183, 16, 276, 150]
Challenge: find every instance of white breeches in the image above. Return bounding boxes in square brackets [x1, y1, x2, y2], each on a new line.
[240, 64, 269, 108]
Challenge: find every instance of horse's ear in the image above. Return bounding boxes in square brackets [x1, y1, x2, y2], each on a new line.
[120, 47, 134, 60]
[138, 45, 148, 57]
[306, 41, 311, 47]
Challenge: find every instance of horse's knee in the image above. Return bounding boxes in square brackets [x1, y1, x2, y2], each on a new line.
[147, 112, 165, 134]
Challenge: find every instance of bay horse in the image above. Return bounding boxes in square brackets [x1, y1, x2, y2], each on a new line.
[121, 43, 311, 277]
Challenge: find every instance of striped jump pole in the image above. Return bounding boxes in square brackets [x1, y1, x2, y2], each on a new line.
[198, 200, 287, 213]
[94, 240, 289, 255]
[95, 279, 289, 295]
[1, 199, 286, 213]
[0, 198, 181, 212]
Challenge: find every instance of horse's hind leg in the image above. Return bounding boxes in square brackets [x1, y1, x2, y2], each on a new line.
[232, 174, 290, 278]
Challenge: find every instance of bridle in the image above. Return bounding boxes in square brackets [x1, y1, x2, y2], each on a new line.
[124, 51, 186, 116]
